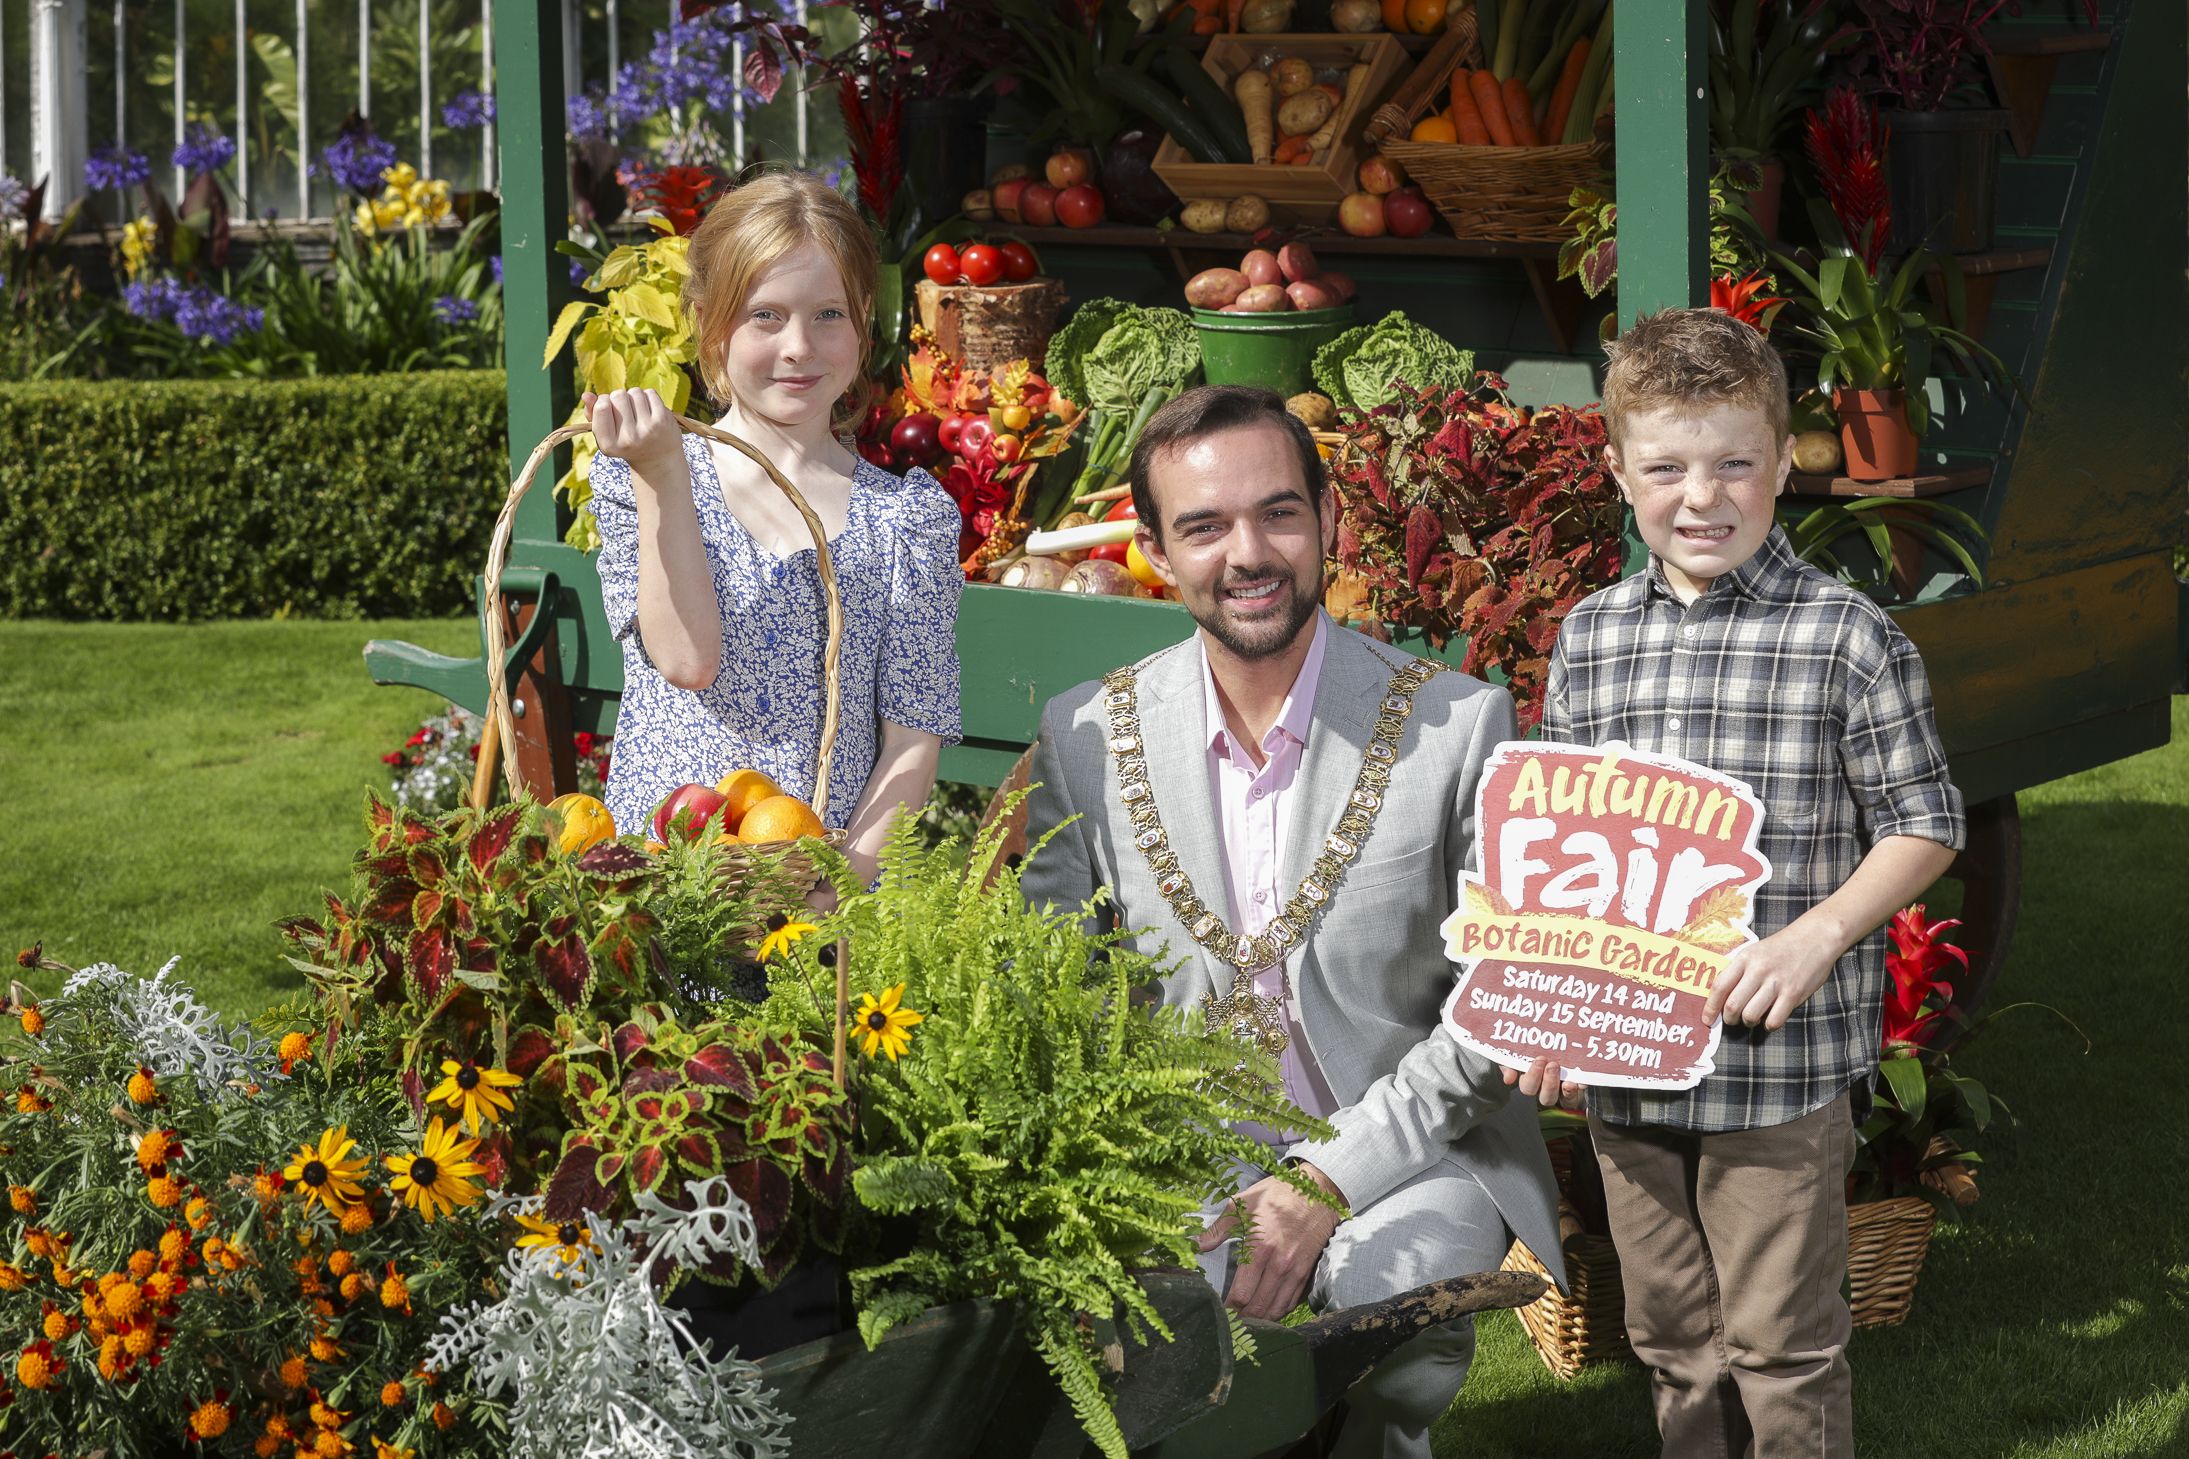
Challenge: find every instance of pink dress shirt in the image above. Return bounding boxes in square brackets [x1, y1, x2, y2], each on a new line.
[1200, 613, 1340, 1136]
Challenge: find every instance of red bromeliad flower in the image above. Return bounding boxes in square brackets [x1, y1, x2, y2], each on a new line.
[836, 73, 903, 222]
[1710, 272, 1789, 334]
[1804, 87, 1892, 272]
[1882, 903, 1968, 1050]
[629, 166, 725, 236]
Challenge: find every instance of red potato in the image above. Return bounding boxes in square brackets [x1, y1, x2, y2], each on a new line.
[1239, 249, 1284, 287]
[1286, 279, 1341, 311]
[1320, 269, 1359, 302]
[1233, 283, 1295, 312]
[1185, 267, 1252, 309]
[1277, 241, 1320, 283]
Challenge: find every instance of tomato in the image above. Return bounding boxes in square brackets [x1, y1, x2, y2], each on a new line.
[958, 417, 995, 458]
[1102, 498, 1138, 522]
[1088, 541, 1132, 564]
[922, 243, 962, 285]
[998, 240, 1039, 282]
[991, 433, 1023, 464]
[958, 243, 1005, 287]
[1054, 184, 1106, 230]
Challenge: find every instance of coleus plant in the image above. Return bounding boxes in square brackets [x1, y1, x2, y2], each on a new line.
[544, 1003, 852, 1285]
[1331, 373, 1626, 731]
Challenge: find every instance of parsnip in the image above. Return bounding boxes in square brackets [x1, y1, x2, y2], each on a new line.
[1235, 68, 1275, 163]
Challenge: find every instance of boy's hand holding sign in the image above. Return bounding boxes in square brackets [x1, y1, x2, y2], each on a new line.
[1438, 742, 1772, 1096]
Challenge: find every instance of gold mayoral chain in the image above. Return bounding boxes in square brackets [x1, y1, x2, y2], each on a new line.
[1100, 654, 1442, 1059]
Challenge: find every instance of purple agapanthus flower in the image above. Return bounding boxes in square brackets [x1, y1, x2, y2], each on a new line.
[0, 173, 27, 220]
[84, 145, 152, 193]
[126, 277, 265, 345]
[442, 89, 497, 130]
[322, 129, 399, 194]
[566, 93, 611, 142]
[434, 294, 481, 325]
[489, 255, 505, 285]
[172, 124, 237, 174]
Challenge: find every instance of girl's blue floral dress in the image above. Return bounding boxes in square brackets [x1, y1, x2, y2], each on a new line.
[589, 434, 963, 837]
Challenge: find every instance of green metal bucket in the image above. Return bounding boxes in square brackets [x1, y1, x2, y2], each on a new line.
[1192, 304, 1357, 399]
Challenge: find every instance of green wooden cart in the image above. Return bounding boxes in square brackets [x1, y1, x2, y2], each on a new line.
[364, 0, 2182, 1446]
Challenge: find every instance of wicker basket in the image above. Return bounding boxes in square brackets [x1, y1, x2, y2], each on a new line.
[1502, 1207, 1633, 1380]
[1361, 22, 1611, 243]
[468, 415, 848, 904]
[1846, 1195, 1940, 1328]
[914, 276, 1069, 373]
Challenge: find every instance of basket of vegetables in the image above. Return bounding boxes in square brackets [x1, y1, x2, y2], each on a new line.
[1364, 2, 1613, 242]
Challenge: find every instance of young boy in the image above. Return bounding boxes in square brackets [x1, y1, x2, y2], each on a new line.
[1519, 308, 1965, 1458]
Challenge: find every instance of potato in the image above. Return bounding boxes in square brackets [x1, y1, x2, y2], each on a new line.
[1181, 199, 1230, 234]
[1240, 248, 1284, 286]
[1277, 241, 1320, 283]
[1276, 89, 1336, 138]
[1225, 194, 1271, 232]
[1240, 0, 1294, 31]
[1273, 57, 1317, 97]
[1286, 279, 1341, 311]
[962, 188, 994, 220]
[1793, 429, 1844, 475]
[1185, 267, 1251, 309]
[1319, 268, 1359, 302]
[1287, 392, 1337, 430]
[1330, 0, 1381, 27]
[1233, 283, 1294, 312]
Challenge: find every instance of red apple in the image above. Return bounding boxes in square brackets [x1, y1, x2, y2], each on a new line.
[1357, 155, 1402, 195]
[992, 177, 1030, 223]
[1020, 183, 1060, 227]
[1055, 183, 1106, 229]
[1384, 188, 1434, 238]
[652, 783, 729, 842]
[1337, 192, 1387, 238]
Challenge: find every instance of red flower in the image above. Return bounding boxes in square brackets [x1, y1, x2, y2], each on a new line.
[1804, 88, 1892, 272]
[381, 752, 406, 766]
[1881, 904, 1968, 1050]
[573, 732, 596, 756]
[1709, 273, 1789, 334]
[627, 165, 724, 235]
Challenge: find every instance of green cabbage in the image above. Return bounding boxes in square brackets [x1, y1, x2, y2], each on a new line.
[1047, 299, 1200, 416]
[1045, 297, 1132, 410]
[1311, 311, 1474, 413]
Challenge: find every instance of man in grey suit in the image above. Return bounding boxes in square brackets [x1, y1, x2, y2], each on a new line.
[1020, 386, 1564, 1459]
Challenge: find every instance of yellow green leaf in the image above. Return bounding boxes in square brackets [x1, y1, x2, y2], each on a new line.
[542, 299, 596, 368]
[596, 244, 649, 290]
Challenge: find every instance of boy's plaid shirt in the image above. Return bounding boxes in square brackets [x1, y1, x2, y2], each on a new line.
[1541, 527, 1966, 1133]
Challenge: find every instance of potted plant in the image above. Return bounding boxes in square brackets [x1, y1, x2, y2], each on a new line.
[1841, 0, 2014, 252]
[1706, 0, 1853, 239]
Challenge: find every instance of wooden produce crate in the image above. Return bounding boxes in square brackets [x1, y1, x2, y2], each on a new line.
[1153, 33, 1409, 225]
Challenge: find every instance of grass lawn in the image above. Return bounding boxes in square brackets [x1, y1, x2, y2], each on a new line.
[3, 621, 2184, 1457]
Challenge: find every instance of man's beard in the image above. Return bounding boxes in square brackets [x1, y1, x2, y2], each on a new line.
[1189, 560, 1324, 660]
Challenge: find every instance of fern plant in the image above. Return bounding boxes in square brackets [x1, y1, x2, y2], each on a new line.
[760, 804, 1332, 1458]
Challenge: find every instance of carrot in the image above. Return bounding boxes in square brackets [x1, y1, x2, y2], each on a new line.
[1274, 134, 1308, 163]
[1227, 0, 1244, 33]
[1501, 75, 1541, 145]
[1544, 38, 1589, 143]
[1235, 69, 1275, 162]
[1193, 12, 1222, 31]
[1447, 68, 1495, 146]
[1469, 68, 1516, 145]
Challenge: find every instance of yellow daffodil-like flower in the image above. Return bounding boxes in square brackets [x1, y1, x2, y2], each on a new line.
[120, 216, 156, 279]
[756, 914, 817, 962]
[426, 1060, 521, 1134]
[851, 983, 925, 1062]
[284, 1126, 370, 1216]
[512, 1209, 596, 1275]
[353, 200, 381, 237]
[384, 1119, 485, 1222]
[382, 162, 418, 192]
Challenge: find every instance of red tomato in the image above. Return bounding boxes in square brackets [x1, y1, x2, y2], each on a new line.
[1054, 184, 1106, 230]
[959, 243, 1005, 286]
[937, 414, 967, 454]
[922, 243, 962, 285]
[1088, 541, 1132, 564]
[1102, 498, 1138, 521]
[998, 241, 1039, 282]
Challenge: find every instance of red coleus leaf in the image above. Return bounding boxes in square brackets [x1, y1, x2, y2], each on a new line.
[407, 925, 453, 999]
[367, 878, 420, 924]
[684, 1044, 756, 1096]
[506, 1026, 557, 1077]
[723, 1158, 792, 1250]
[568, 1065, 608, 1102]
[613, 1022, 651, 1064]
[631, 1145, 668, 1192]
[576, 843, 650, 879]
[542, 1137, 609, 1220]
[1402, 505, 1441, 588]
[534, 918, 594, 1011]
[468, 806, 523, 877]
[411, 888, 445, 929]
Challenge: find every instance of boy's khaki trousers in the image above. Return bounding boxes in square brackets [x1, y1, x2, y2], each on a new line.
[1589, 1095, 1857, 1459]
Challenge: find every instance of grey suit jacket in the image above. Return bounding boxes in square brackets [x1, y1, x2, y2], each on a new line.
[1021, 618, 1564, 1285]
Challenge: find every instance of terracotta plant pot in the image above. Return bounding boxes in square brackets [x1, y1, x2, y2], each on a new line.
[1834, 388, 1920, 482]
[1745, 155, 1788, 241]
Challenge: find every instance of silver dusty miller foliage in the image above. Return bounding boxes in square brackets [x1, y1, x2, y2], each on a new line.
[426, 1178, 791, 1459]
[60, 956, 278, 1097]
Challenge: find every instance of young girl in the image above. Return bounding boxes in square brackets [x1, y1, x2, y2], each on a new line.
[583, 169, 962, 887]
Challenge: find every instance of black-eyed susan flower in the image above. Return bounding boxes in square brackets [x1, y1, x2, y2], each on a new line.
[512, 1209, 596, 1274]
[283, 1127, 370, 1217]
[424, 1060, 521, 1135]
[851, 983, 925, 1062]
[756, 913, 817, 962]
[383, 1120, 484, 1222]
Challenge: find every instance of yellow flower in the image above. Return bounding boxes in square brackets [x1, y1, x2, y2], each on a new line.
[512, 1209, 596, 1274]
[43, 1306, 71, 1341]
[277, 1030, 313, 1073]
[315, 1428, 353, 1457]
[145, 1269, 180, 1303]
[285, 1126, 370, 1216]
[99, 1333, 126, 1380]
[104, 1279, 144, 1322]
[127, 1248, 158, 1279]
[383, 162, 418, 192]
[158, 1226, 189, 1264]
[353, 201, 380, 236]
[309, 1333, 342, 1362]
[0, 1261, 25, 1291]
[185, 1194, 213, 1231]
[9, 1184, 36, 1215]
[310, 1396, 346, 1429]
[383, 1119, 485, 1222]
[17, 1344, 58, 1389]
[147, 1172, 185, 1208]
[127, 1066, 159, 1104]
[190, 1399, 234, 1439]
[757, 915, 818, 962]
[339, 1200, 376, 1236]
[122, 1319, 157, 1356]
[851, 983, 925, 1061]
[120, 216, 156, 279]
[373, 1439, 416, 1459]
[16, 1085, 49, 1113]
[18, 1004, 43, 1037]
[426, 1060, 521, 1134]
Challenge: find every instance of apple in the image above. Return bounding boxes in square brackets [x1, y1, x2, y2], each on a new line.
[652, 783, 729, 842]
[1383, 187, 1434, 239]
[992, 176, 1030, 223]
[1020, 183, 1060, 227]
[890, 413, 941, 461]
[1045, 148, 1093, 189]
[1055, 184, 1106, 229]
[1357, 155, 1402, 195]
[1337, 191, 1387, 238]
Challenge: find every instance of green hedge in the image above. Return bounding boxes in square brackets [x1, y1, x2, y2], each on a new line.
[1, 370, 509, 620]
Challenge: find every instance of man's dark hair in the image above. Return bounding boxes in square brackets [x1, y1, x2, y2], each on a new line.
[1128, 385, 1325, 540]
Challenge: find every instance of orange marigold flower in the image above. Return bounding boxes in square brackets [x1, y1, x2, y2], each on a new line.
[19, 1004, 44, 1037]
[277, 1031, 314, 1074]
[340, 1272, 369, 1302]
[159, 1226, 190, 1264]
[136, 1128, 177, 1171]
[128, 1248, 159, 1279]
[252, 1168, 284, 1206]
[372, 1440, 417, 1459]
[41, 1304, 72, 1342]
[18, 1339, 63, 1388]
[23, 1226, 54, 1257]
[8, 1184, 36, 1215]
[311, 1297, 335, 1318]
[146, 1270, 181, 1304]
[184, 1195, 213, 1231]
[378, 1265, 410, 1313]
[432, 1400, 456, 1431]
[127, 1067, 159, 1104]
[122, 1320, 158, 1357]
[51, 1260, 77, 1285]
[309, 1334, 341, 1362]
[256, 1436, 281, 1458]
[314, 1429, 351, 1458]
[379, 1380, 407, 1407]
[16, 1084, 52, 1113]
[339, 1201, 375, 1237]
[309, 1396, 347, 1429]
[326, 1250, 355, 1277]
[147, 1172, 185, 1208]
[104, 1280, 145, 1323]
[280, 1354, 311, 1390]
[99, 1333, 126, 1380]
[267, 1412, 296, 1439]
[0, 1261, 26, 1291]
[189, 1399, 234, 1439]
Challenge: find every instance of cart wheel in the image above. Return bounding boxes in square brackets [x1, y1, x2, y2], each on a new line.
[1939, 793, 2022, 1026]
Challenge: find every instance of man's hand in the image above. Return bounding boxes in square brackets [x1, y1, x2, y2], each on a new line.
[1502, 1057, 1585, 1109]
[1703, 923, 1840, 1030]
[1196, 1162, 1345, 1322]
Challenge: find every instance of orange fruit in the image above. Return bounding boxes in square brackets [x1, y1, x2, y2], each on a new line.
[547, 793, 616, 855]
[1409, 115, 1459, 145]
[739, 795, 826, 845]
[1380, 0, 1408, 29]
[712, 768, 783, 834]
[1406, 0, 1444, 31]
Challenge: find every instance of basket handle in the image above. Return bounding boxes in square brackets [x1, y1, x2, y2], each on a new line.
[468, 414, 847, 821]
[1363, 16, 1480, 147]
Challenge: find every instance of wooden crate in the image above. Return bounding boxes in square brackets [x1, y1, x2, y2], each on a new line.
[1152, 32, 1409, 225]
